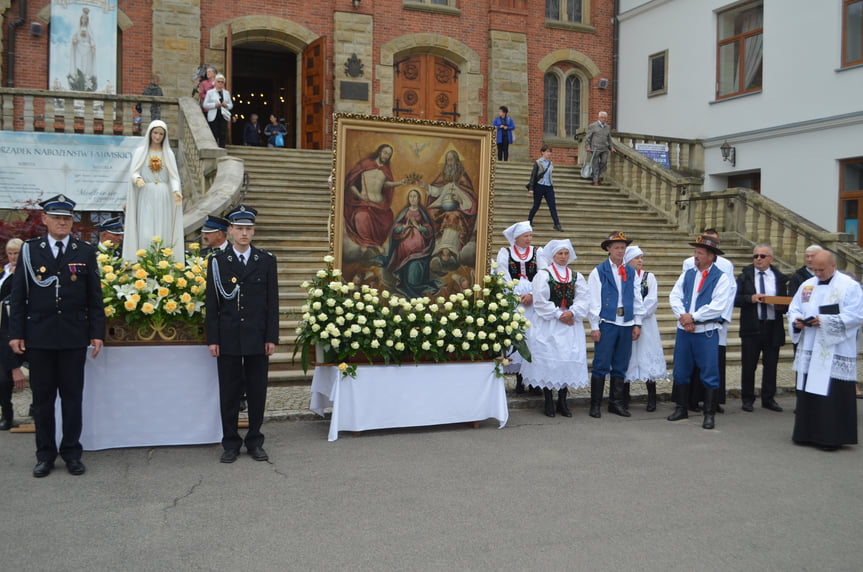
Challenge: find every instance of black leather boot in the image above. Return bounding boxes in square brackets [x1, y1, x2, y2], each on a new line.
[608, 377, 631, 417]
[623, 381, 631, 409]
[589, 376, 604, 418]
[0, 415, 12, 430]
[543, 388, 555, 417]
[646, 381, 657, 412]
[667, 383, 689, 421]
[515, 373, 525, 394]
[702, 387, 716, 430]
[557, 388, 572, 417]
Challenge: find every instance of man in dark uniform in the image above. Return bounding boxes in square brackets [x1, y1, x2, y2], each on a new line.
[199, 214, 230, 257]
[9, 195, 105, 477]
[206, 205, 278, 463]
[94, 216, 124, 253]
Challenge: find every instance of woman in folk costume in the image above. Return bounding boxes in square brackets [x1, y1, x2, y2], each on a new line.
[623, 245, 667, 411]
[519, 239, 589, 417]
[495, 221, 544, 395]
[123, 120, 184, 263]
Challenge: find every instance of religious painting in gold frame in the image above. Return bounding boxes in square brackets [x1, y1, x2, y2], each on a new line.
[331, 114, 495, 299]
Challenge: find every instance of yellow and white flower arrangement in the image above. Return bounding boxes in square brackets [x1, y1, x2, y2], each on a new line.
[99, 237, 207, 330]
[293, 255, 531, 374]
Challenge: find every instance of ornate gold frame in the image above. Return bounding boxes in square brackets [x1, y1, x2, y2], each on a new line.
[331, 113, 495, 298]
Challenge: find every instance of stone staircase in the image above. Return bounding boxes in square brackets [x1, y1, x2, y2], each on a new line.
[228, 146, 793, 385]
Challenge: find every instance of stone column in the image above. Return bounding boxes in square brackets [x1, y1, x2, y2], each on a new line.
[489, 31, 528, 162]
[333, 12, 373, 115]
[152, 0, 202, 99]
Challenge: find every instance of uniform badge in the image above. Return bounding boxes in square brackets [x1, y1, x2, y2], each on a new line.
[36, 275, 42, 281]
[801, 285, 814, 303]
[39, 266, 46, 273]
[254, 254, 259, 261]
[231, 277, 237, 283]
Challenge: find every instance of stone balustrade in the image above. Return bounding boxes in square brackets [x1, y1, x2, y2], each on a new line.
[0, 89, 243, 238]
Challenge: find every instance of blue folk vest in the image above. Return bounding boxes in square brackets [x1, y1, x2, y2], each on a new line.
[681, 265, 724, 322]
[597, 259, 635, 322]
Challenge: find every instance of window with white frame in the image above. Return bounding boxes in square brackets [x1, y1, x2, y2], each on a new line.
[716, 1, 763, 99]
[543, 69, 588, 138]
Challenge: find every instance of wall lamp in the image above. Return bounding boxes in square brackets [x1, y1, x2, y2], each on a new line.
[720, 140, 736, 167]
[352, 0, 361, 8]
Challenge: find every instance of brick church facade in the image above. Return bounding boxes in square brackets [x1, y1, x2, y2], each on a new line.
[2, 0, 614, 162]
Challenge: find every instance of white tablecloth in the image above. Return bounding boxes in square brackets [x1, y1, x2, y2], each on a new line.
[310, 362, 508, 441]
[57, 345, 222, 450]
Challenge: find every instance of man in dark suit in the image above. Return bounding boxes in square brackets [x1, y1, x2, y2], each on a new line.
[9, 195, 105, 477]
[94, 216, 124, 253]
[734, 243, 788, 412]
[206, 205, 278, 463]
[199, 214, 230, 258]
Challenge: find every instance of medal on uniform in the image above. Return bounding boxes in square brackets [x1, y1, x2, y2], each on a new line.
[39, 266, 46, 273]
[231, 277, 237, 283]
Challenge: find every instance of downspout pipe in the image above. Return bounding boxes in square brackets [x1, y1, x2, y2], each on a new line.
[6, 0, 27, 86]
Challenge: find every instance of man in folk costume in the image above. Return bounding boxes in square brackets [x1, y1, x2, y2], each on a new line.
[199, 214, 230, 258]
[587, 231, 644, 418]
[494, 221, 544, 395]
[206, 205, 279, 463]
[681, 229, 736, 413]
[667, 234, 735, 430]
[788, 250, 863, 450]
[9, 195, 105, 477]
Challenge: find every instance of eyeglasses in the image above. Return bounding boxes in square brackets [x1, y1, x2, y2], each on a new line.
[752, 254, 770, 259]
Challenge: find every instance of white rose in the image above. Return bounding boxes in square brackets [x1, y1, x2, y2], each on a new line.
[323, 255, 335, 263]
[422, 326, 432, 335]
[421, 341, 431, 351]
[478, 331, 487, 340]
[326, 298, 336, 307]
[488, 302, 498, 312]
[436, 339, 444, 347]
[371, 339, 380, 348]
[481, 343, 489, 351]
[452, 328, 462, 338]
[395, 342, 405, 351]
[461, 341, 470, 350]
[410, 329, 419, 339]
[335, 316, 345, 326]
[386, 339, 394, 347]
[351, 341, 360, 350]
[316, 270, 327, 278]
[476, 317, 485, 327]
[466, 331, 476, 340]
[331, 338, 340, 347]
[493, 343, 501, 352]
[447, 344, 455, 352]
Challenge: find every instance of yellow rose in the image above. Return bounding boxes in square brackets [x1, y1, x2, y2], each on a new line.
[130, 293, 141, 303]
[338, 363, 348, 373]
[161, 248, 173, 257]
[158, 287, 170, 297]
[97, 253, 109, 263]
[185, 271, 195, 280]
[192, 265, 202, 274]
[195, 276, 205, 284]
[157, 260, 170, 270]
[180, 292, 192, 303]
[136, 249, 147, 258]
[164, 300, 179, 313]
[176, 277, 188, 288]
[134, 279, 147, 290]
[190, 285, 199, 295]
[162, 275, 174, 284]
[105, 273, 116, 283]
[102, 265, 113, 274]
[174, 262, 185, 271]
[124, 300, 137, 311]
[104, 307, 115, 317]
[189, 242, 200, 250]
[119, 275, 129, 284]
[185, 302, 196, 313]
[141, 302, 155, 315]
[152, 236, 161, 243]
[132, 263, 142, 271]
[202, 259, 208, 268]
[134, 269, 148, 279]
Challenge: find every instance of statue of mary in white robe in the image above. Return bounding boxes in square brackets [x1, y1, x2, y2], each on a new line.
[122, 120, 184, 262]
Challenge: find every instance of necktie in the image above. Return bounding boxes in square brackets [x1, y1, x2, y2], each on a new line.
[696, 270, 708, 293]
[759, 271, 767, 319]
[239, 253, 245, 265]
[618, 264, 627, 282]
[55, 240, 64, 263]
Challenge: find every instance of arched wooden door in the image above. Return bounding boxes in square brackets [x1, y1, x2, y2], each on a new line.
[393, 54, 460, 122]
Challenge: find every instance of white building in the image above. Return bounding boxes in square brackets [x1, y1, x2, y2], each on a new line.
[616, 0, 863, 242]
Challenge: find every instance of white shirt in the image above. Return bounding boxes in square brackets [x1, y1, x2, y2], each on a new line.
[233, 246, 250, 264]
[48, 235, 70, 258]
[669, 264, 735, 333]
[683, 254, 737, 344]
[587, 258, 644, 330]
[755, 266, 777, 320]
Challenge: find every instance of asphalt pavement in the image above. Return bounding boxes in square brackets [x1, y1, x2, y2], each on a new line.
[1, 395, 861, 571]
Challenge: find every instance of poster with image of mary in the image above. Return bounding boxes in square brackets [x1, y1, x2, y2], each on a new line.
[48, 0, 117, 94]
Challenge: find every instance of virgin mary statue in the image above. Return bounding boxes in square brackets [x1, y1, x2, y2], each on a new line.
[122, 120, 184, 262]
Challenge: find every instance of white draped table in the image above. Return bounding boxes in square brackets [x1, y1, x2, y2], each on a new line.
[310, 361, 508, 441]
[57, 345, 222, 450]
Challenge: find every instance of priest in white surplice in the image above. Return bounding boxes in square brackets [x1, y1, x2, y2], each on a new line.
[788, 250, 863, 450]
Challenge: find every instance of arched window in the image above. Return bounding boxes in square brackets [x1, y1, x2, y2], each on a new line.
[543, 68, 588, 139]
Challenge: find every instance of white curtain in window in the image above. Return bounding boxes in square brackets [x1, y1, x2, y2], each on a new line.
[741, 9, 763, 90]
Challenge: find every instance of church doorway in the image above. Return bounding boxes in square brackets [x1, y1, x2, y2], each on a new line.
[393, 54, 461, 122]
[229, 44, 297, 147]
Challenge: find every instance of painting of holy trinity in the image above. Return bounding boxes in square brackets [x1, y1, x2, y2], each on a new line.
[331, 114, 495, 299]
